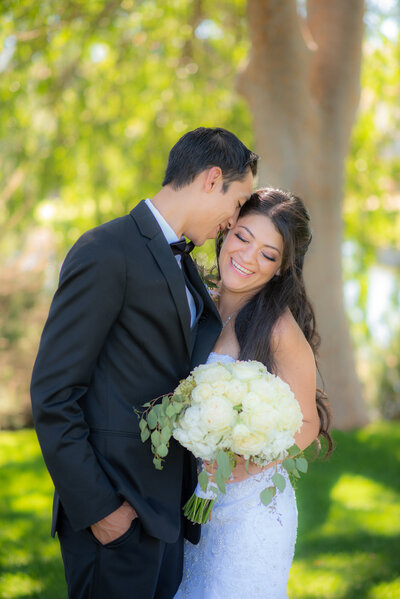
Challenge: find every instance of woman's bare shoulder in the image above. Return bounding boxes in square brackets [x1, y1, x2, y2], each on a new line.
[271, 309, 313, 359]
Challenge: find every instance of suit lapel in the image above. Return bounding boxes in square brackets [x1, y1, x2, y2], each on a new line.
[184, 257, 221, 325]
[130, 201, 192, 355]
[184, 256, 223, 366]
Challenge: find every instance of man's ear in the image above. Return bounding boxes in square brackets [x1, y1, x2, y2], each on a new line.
[204, 166, 222, 193]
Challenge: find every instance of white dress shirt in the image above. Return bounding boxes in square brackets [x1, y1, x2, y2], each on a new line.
[145, 198, 196, 327]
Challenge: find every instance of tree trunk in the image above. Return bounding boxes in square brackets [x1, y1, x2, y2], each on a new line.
[238, 0, 368, 429]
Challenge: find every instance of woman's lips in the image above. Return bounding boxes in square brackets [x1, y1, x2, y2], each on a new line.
[230, 257, 253, 277]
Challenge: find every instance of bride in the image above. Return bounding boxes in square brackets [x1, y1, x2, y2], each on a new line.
[174, 187, 332, 599]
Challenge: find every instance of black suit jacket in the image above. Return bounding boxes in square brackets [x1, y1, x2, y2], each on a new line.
[30, 200, 222, 544]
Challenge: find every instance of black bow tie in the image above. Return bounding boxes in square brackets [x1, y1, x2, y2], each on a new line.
[170, 239, 195, 256]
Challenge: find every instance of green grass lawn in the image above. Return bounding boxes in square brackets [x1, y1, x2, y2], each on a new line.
[0, 423, 399, 599]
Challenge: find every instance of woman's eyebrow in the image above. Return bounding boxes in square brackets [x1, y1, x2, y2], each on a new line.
[238, 225, 281, 254]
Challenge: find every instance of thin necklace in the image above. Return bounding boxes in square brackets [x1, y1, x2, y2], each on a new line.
[222, 311, 238, 328]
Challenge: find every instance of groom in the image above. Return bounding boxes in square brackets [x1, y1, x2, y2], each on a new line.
[31, 127, 258, 599]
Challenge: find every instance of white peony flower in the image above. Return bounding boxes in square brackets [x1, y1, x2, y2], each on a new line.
[200, 396, 236, 432]
[249, 378, 278, 401]
[230, 361, 263, 381]
[209, 379, 231, 396]
[177, 406, 207, 441]
[230, 423, 266, 457]
[242, 403, 281, 433]
[221, 379, 249, 405]
[241, 391, 263, 412]
[191, 383, 214, 404]
[193, 363, 232, 384]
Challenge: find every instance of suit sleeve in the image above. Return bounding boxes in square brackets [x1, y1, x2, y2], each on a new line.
[31, 228, 126, 531]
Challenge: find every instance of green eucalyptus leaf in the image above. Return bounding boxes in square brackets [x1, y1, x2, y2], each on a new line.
[198, 470, 209, 493]
[139, 419, 147, 432]
[282, 457, 295, 472]
[153, 457, 162, 470]
[166, 404, 175, 418]
[161, 426, 172, 443]
[157, 443, 168, 458]
[157, 414, 167, 428]
[216, 450, 232, 479]
[151, 430, 161, 447]
[260, 486, 276, 506]
[215, 468, 226, 495]
[288, 444, 301, 457]
[295, 457, 308, 473]
[272, 472, 286, 492]
[140, 428, 150, 443]
[147, 408, 157, 430]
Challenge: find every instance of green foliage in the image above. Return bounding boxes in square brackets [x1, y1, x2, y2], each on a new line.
[198, 469, 209, 493]
[344, 33, 400, 338]
[296, 457, 308, 473]
[260, 485, 276, 506]
[272, 471, 286, 492]
[0, 0, 252, 254]
[371, 323, 400, 420]
[343, 32, 400, 415]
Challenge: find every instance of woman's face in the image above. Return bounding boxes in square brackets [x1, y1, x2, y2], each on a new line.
[218, 212, 284, 297]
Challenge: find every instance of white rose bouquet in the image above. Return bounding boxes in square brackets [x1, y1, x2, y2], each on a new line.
[136, 360, 308, 524]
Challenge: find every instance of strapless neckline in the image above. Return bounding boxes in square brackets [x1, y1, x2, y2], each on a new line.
[206, 351, 236, 364]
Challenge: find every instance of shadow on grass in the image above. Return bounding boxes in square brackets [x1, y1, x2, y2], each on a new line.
[290, 422, 400, 598]
[296, 423, 400, 535]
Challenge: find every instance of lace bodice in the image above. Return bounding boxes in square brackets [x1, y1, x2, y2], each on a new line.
[205, 351, 236, 365]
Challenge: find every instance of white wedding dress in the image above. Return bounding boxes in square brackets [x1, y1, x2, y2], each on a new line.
[174, 352, 298, 599]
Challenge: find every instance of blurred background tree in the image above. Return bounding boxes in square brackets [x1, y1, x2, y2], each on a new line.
[0, 0, 399, 429]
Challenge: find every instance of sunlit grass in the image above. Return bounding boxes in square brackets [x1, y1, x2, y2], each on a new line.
[0, 430, 65, 599]
[0, 423, 399, 598]
[366, 578, 400, 598]
[288, 421, 400, 599]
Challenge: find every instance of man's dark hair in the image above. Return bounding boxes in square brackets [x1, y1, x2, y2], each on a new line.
[162, 127, 259, 191]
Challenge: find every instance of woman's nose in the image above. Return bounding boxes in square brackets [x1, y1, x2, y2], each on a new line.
[240, 244, 257, 264]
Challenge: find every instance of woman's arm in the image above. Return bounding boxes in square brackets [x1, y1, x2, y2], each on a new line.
[228, 309, 319, 482]
[272, 309, 320, 451]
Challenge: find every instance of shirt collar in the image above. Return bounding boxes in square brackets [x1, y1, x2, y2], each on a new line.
[145, 198, 182, 244]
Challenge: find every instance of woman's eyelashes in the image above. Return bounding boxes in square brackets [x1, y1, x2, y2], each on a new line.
[261, 253, 276, 262]
[234, 233, 277, 262]
[234, 233, 247, 243]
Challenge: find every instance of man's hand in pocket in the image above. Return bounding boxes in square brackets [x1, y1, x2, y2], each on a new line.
[91, 501, 137, 545]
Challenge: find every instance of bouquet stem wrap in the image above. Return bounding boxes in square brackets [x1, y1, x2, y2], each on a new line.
[183, 478, 219, 524]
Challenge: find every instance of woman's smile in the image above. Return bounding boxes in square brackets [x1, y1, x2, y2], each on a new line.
[229, 257, 254, 277]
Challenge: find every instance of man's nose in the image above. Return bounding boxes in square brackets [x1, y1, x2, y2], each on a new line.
[226, 211, 239, 230]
